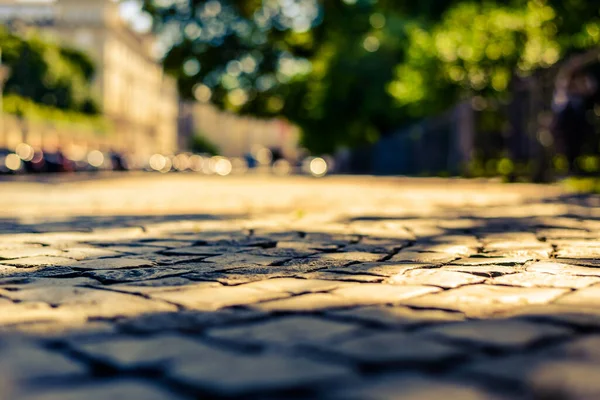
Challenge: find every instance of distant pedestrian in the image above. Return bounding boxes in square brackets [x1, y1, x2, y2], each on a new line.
[551, 56, 598, 175]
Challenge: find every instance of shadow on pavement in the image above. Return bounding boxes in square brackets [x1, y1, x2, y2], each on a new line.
[0, 192, 600, 399]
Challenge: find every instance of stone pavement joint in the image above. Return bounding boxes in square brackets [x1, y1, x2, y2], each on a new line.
[1, 175, 600, 399]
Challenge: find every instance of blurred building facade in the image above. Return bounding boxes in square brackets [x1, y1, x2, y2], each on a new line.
[179, 101, 300, 160]
[0, 0, 178, 158]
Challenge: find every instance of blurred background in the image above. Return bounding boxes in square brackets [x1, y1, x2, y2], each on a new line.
[0, 0, 598, 183]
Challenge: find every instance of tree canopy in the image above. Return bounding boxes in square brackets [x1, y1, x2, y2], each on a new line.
[0, 28, 100, 115]
[142, 0, 600, 154]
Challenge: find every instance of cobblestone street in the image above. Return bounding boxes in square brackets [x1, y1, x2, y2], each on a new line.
[2, 174, 600, 399]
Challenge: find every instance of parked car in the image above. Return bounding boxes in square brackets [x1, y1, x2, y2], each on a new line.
[43, 151, 76, 173]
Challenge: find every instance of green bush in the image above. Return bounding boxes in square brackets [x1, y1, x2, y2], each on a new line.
[2, 94, 111, 134]
[189, 133, 220, 155]
[0, 27, 100, 115]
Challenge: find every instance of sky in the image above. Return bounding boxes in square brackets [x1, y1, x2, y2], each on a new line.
[119, 0, 153, 33]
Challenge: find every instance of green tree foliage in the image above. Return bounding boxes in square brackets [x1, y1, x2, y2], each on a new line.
[142, 0, 600, 154]
[0, 28, 100, 115]
[388, 0, 600, 111]
[189, 133, 220, 155]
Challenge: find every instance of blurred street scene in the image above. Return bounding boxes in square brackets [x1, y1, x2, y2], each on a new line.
[2, 1, 600, 399]
[0, 0, 598, 182]
[1, 174, 600, 400]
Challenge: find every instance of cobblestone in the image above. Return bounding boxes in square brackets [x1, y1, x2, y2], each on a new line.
[17, 381, 184, 400]
[330, 374, 503, 400]
[316, 331, 464, 365]
[149, 284, 288, 310]
[169, 352, 352, 396]
[387, 269, 486, 288]
[555, 285, 600, 308]
[419, 319, 572, 349]
[326, 305, 465, 327]
[1, 175, 600, 399]
[401, 284, 567, 317]
[207, 315, 360, 347]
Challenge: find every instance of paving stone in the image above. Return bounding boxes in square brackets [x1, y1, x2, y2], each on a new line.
[450, 256, 533, 266]
[326, 305, 465, 327]
[317, 331, 464, 365]
[242, 247, 318, 258]
[161, 246, 244, 257]
[550, 239, 600, 248]
[0, 339, 87, 383]
[253, 292, 363, 312]
[387, 269, 485, 288]
[73, 334, 230, 368]
[310, 252, 384, 263]
[60, 246, 124, 260]
[0, 277, 98, 288]
[127, 253, 208, 266]
[97, 245, 165, 255]
[529, 360, 600, 400]
[483, 248, 553, 259]
[6, 175, 600, 398]
[484, 241, 548, 251]
[0, 256, 74, 268]
[183, 271, 287, 285]
[282, 257, 358, 271]
[118, 309, 265, 333]
[409, 243, 476, 256]
[149, 284, 288, 310]
[555, 246, 600, 258]
[0, 265, 34, 278]
[555, 286, 600, 308]
[0, 247, 66, 260]
[208, 236, 277, 248]
[207, 316, 360, 347]
[442, 264, 521, 277]
[420, 319, 571, 349]
[301, 271, 386, 283]
[555, 258, 600, 268]
[490, 271, 600, 289]
[0, 266, 77, 280]
[330, 374, 503, 400]
[0, 243, 43, 250]
[548, 335, 600, 361]
[0, 299, 81, 326]
[390, 251, 458, 264]
[332, 284, 441, 305]
[342, 239, 407, 254]
[113, 280, 219, 295]
[538, 228, 592, 239]
[84, 267, 192, 284]
[401, 285, 567, 317]
[1, 319, 116, 338]
[135, 240, 195, 248]
[276, 240, 341, 252]
[88, 227, 145, 240]
[457, 353, 556, 385]
[168, 261, 230, 273]
[348, 222, 416, 240]
[325, 262, 428, 277]
[527, 261, 600, 277]
[202, 253, 289, 266]
[426, 235, 480, 246]
[18, 381, 183, 400]
[193, 264, 295, 277]
[70, 258, 155, 271]
[169, 352, 351, 396]
[241, 278, 353, 294]
[503, 305, 600, 328]
[3, 286, 177, 318]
